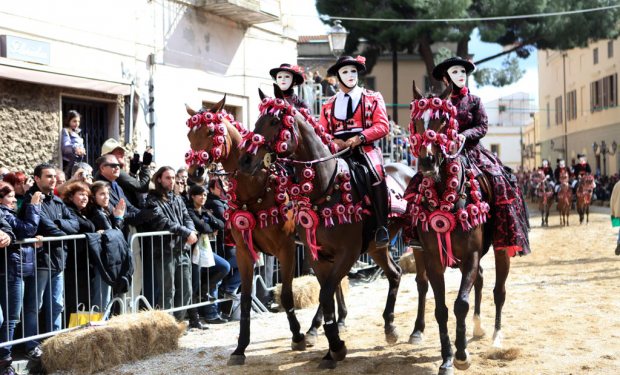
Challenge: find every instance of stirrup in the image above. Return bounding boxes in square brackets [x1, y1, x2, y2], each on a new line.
[375, 226, 389, 247]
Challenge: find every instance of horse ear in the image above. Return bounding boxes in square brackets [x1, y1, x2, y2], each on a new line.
[412, 80, 423, 100]
[439, 84, 452, 100]
[210, 94, 227, 113]
[185, 103, 197, 116]
[273, 83, 285, 99]
[259, 88, 266, 101]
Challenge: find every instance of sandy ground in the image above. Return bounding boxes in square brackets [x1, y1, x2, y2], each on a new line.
[98, 203, 620, 375]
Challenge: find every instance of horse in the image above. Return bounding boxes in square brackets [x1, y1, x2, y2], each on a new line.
[532, 170, 554, 226]
[185, 96, 349, 366]
[556, 170, 572, 226]
[576, 174, 595, 224]
[406, 82, 512, 375]
[238, 84, 408, 369]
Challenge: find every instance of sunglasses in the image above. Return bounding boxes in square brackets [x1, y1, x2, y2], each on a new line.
[104, 163, 121, 169]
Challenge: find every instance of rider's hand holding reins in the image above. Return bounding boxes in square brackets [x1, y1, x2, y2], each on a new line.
[345, 135, 363, 149]
[333, 138, 346, 151]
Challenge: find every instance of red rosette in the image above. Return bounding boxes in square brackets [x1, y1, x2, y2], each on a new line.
[203, 112, 214, 122]
[184, 150, 194, 164]
[283, 115, 294, 128]
[191, 114, 201, 126]
[213, 135, 225, 145]
[290, 185, 301, 196]
[428, 210, 456, 234]
[418, 98, 429, 110]
[440, 202, 454, 212]
[275, 141, 288, 154]
[257, 210, 269, 229]
[301, 181, 313, 194]
[443, 100, 454, 113]
[199, 151, 209, 164]
[276, 192, 287, 202]
[425, 129, 437, 142]
[448, 161, 460, 175]
[215, 124, 226, 134]
[302, 167, 315, 180]
[210, 147, 222, 160]
[447, 176, 459, 190]
[231, 210, 256, 231]
[341, 171, 351, 181]
[355, 55, 366, 64]
[431, 97, 442, 109]
[342, 193, 353, 204]
[280, 129, 292, 141]
[274, 98, 285, 108]
[443, 191, 457, 203]
[315, 125, 325, 135]
[341, 181, 352, 192]
[421, 177, 434, 188]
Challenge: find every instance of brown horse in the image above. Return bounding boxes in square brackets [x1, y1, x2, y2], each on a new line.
[407, 83, 512, 374]
[557, 170, 572, 226]
[532, 170, 554, 226]
[576, 174, 595, 224]
[185, 97, 349, 366]
[238, 85, 406, 369]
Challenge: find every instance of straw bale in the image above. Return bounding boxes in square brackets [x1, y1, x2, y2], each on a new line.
[274, 275, 349, 310]
[41, 310, 185, 374]
[399, 251, 417, 274]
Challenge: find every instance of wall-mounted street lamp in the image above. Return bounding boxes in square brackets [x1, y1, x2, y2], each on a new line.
[592, 140, 618, 176]
[327, 20, 348, 57]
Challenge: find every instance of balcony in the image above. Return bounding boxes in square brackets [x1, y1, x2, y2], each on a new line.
[195, 0, 279, 25]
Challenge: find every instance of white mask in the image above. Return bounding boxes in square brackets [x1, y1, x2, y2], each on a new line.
[542, 160, 549, 167]
[276, 72, 293, 91]
[559, 160, 565, 168]
[447, 64, 467, 88]
[338, 65, 358, 89]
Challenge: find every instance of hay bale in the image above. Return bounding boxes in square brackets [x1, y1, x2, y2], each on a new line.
[41, 310, 185, 374]
[274, 276, 349, 310]
[399, 250, 417, 274]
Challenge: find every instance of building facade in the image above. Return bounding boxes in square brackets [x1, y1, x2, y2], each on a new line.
[537, 38, 619, 177]
[0, 0, 297, 172]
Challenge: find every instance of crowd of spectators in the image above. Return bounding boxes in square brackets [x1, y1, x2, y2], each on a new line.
[0, 130, 242, 373]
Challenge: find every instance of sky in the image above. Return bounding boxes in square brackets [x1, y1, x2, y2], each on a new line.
[288, 0, 539, 106]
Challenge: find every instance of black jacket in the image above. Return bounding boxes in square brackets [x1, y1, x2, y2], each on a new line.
[117, 168, 150, 208]
[21, 185, 80, 271]
[186, 204, 224, 235]
[85, 230, 133, 294]
[144, 191, 195, 254]
[204, 193, 228, 255]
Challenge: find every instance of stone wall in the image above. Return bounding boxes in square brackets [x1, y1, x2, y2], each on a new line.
[0, 78, 122, 173]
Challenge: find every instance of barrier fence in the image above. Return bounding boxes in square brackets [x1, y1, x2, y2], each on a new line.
[1, 229, 409, 350]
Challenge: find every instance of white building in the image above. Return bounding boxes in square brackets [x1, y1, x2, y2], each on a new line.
[0, 0, 300, 170]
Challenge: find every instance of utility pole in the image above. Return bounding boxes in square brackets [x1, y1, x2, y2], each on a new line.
[562, 52, 568, 162]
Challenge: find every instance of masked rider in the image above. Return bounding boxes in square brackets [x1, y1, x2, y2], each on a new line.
[319, 55, 390, 247]
[269, 63, 307, 110]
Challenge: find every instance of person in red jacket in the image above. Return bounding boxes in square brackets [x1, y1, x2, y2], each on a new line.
[319, 55, 390, 247]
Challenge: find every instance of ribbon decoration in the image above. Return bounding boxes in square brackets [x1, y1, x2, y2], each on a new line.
[428, 210, 457, 268]
[230, 210, 259, 262]
[296, 206, 321, 260]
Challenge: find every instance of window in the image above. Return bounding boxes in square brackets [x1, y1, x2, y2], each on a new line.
[591, 73, 618, 111]
[546, 102, 550, 128]
[608, 41, 614, 58]
[566, 90, 577, 121]
[555, 96, 563, 125]
[593, 48, 599, 64]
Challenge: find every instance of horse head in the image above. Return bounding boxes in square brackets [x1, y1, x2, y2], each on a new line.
[238, 84, 308, 175]
[185, 95, 240, 182]
[408, 81, 461, 179]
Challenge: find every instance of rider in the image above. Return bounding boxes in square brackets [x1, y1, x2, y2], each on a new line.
[572, 153, 592, 178]
[540, 159, 554, 183]
[319, 55, 390, 247]
[432, 56, 530, 256]
[269, 63, 308, 110]
[554, 158, 570, 192]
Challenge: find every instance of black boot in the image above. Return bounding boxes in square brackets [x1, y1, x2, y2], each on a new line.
[615, 243, 620, 256]
[371, 180, 389, 247]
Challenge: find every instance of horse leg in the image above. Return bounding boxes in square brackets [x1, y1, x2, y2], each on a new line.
[586, 204, 590, 224]
[228, 245, 256, 366]
[426, 265, 454, 375]
[305, 304, 323, 348]
[453, 251, 480, 371]
[409, 249, 428, 344]
[492, 249, 511, 348]
[472, 265, 486, 338]
[278, 245, 306, 351]
[368, 242, 402, 344]
[335, 281, 348, 331]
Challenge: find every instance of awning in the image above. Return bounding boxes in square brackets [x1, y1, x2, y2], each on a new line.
[0, 57, 131, 95]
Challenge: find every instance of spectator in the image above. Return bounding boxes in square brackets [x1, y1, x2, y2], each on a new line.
[321, 76, 338, 97]
[88, 181, 127, 310]
[144, 167, 197, 321]
[53, 169, 66, 197]
[61, 181, 96, 314]
[611, 179, 620, 256]
[0, 182, 39, 374]
[186, 184, 228, 325]
[175, 167, 190, 204]
[101, 139, 152, 208]
[60, 110, 86, 178]
[2, 171, 32, 212]
[21, 163, 79, 362]
[0, 167, 9, 181]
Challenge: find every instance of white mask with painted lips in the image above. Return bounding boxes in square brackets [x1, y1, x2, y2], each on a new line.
[276, 72, 293, 91]
[447, 64, 467, 88]
[338, 65, 358, 89]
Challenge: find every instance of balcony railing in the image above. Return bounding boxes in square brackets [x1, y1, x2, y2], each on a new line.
[195, 0, 278, 25]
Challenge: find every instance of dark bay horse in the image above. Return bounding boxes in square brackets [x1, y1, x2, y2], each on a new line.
[576, 174, 595, 224]
[185, 97, 348, 365]
[406, 83, 511, 374]
[557, 170, 572, 226]
[238, 85, 406, 369]
[532, 170, 554, 226]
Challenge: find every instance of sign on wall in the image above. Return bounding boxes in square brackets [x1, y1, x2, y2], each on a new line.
[0, 35, 51, 65]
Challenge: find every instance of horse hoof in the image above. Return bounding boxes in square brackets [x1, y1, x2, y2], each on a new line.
[385, 329, 399, 344]
[454, 351, 471, 370]
[318, 359, 337, 369]
[330, 342, 348, 362]
[473, 316, 486, 338]
[408, 331, 424, 345]
[338, 322, 347, 332]
[438, 359, 454, 375]
[227, 354, 246, 366]
[305, 332, 318, 347]
[291, 337, 307, 351]
[492, 330, 503, 348]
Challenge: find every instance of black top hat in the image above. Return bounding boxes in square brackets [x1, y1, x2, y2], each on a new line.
[557, 158, 564, 163]
[327, 55, 367, 76]
[577, 153, 586, 158]
[432, 56, 476, 81]
[269, 63, 305, 86]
